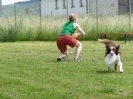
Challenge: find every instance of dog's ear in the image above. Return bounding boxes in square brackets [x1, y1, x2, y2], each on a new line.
[106, 45, 110, 54]
[106, 45, 110, 50]
[106, 45, 108, 49]
[116, 45, 120, 50]
[116, 45, 120, 55]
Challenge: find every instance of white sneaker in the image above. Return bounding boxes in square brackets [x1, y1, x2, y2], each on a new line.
[74, 58, 82, 61]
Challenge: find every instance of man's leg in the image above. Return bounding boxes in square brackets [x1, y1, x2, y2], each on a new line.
[57, 51, 68, 61]
[75, 41, 82, 60]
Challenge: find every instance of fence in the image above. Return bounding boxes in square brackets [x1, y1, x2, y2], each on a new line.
[1, 0, 133, 41]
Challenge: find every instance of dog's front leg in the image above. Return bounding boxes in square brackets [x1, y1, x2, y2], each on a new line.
[114, 63, 117, 71]
[106, 64, 112, 72]
[118, 61, 123, 73]
[117, 54, 123, 73]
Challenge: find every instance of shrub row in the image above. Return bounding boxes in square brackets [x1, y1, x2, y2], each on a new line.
[0, 15, 132, 42]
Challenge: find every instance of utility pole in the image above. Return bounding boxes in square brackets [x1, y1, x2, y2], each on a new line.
[0, 0, 2, 16]
[129, 0, 132, 32]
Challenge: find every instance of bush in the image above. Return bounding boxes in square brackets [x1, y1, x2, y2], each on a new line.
[0, 15, 132, 42]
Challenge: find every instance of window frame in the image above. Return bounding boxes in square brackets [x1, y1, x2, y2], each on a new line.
[63, 0, 66, 9]
[79, 0, 84, 7]
[55, 0, 59, 10]
[71, 0, 75, 8]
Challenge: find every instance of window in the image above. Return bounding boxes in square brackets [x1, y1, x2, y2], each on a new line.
[63, 0, 66, 9]
[71, 0, 75, 8]
[80, 0, 84, 7]
[111, 3, 114, 8]
[55, 0, 59, 10]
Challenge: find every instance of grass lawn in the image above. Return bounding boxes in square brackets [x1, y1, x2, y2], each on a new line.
[0, 41, 132, 99]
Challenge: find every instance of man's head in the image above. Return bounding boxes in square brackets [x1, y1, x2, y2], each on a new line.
[69, 13, 77, 22]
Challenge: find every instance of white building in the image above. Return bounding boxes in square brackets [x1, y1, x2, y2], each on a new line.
[89, 0, 118, 15]
[41, 0, 119, 16]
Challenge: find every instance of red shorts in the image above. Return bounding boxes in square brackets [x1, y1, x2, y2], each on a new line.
[56, 34, 77, 53]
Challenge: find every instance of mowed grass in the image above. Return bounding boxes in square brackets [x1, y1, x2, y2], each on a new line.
[0, 41, 133, 99]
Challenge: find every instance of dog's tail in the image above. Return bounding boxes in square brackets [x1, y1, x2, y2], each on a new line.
[98, 38, 114, 45]
[98, 39, 103, 42]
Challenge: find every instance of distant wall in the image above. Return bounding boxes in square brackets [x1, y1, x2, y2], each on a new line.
[41, 0, 88, 16]
[41, 0, 119, 16]
[89, 0, 118, 15]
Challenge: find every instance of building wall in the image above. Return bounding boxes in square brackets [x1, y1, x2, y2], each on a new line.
[41, 0, 118, 16]
[89, 0, 118, 15]
[67, 0, 88, 15]
[41, 0, 89, 16]
[118, 0, 133, 14]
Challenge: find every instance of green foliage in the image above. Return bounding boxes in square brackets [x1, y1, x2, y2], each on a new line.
[0, 15, 133, 42]
[29, 0, 39, 2]
[0, 25, 17, 42]
[2, 0, 40, 16]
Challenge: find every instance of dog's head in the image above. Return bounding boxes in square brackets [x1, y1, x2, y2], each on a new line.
[106, 45, 120, 56]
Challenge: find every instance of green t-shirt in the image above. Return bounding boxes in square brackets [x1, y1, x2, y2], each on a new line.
[59, 22, 76, 36]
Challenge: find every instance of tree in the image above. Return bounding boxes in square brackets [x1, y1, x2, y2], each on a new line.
[29, 0, 39, 2]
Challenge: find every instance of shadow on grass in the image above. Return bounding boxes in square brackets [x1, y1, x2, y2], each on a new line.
[96, 70, 110, 74]
[96, 70, 114, 74]
[96, 70, 121, 74]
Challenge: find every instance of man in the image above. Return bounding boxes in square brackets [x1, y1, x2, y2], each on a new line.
[56, 13, 85, 61]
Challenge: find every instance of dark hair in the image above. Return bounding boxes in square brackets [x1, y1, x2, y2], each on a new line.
[69, 13, 76, 22]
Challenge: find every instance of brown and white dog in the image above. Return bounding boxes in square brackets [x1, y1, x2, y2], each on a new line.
[98, 39, 123, 73]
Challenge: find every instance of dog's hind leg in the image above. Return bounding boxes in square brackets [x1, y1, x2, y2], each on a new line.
[114, 63, 117, 71]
